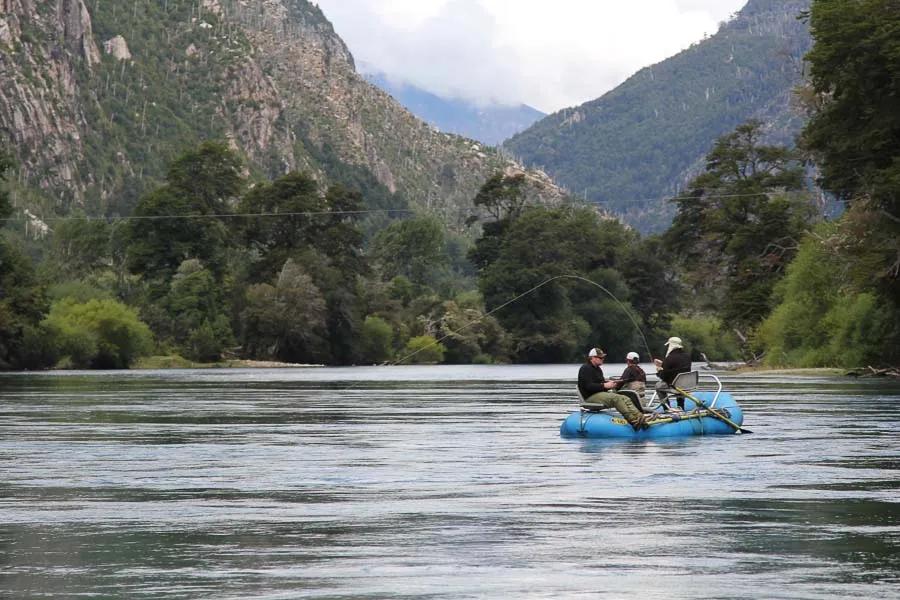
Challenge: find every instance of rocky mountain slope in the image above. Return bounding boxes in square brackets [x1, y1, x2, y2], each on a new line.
[504, 0, 813, 233]
[0, 0, 567, 230]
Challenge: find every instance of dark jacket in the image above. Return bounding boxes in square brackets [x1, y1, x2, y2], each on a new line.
[658, 348, 691, 385]
[616, 364, 646, 388]
[578, 362, 606, 399]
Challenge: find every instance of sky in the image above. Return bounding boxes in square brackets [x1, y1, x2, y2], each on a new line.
[314, 0, 748, 114]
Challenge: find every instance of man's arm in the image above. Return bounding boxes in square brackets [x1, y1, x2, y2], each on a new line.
[578, 365, 608, 396]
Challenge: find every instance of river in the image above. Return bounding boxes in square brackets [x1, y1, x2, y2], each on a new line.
[1, 365, 898, 599]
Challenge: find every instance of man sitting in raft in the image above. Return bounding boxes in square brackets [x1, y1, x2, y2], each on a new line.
[615, 351, 647, 405]
[578, 347, 653, 431]
[653, 336, 692, 410]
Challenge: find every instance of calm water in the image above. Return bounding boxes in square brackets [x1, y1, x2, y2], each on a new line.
[1, 365, 899, 599]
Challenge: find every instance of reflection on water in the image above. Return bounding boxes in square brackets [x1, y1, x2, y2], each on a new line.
[1, 366, 899, 599]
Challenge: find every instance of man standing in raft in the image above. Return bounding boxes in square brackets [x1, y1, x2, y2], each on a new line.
[578, 347, 650, 431]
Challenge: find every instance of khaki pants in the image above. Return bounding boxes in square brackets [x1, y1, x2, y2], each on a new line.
[583, 391, 644, 426]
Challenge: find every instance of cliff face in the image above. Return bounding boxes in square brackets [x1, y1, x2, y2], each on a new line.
[0, 0, 101, 202]
[0, 0, 567, 226]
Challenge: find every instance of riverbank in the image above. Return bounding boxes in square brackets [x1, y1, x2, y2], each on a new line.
[728, 365, 900, 379]
[133, 356, 321, 369]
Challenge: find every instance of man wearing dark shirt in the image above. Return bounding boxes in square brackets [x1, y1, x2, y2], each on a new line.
[578, 347, 648, 430]
[653, 336, 692, 409]
[616, 351, 647, 405]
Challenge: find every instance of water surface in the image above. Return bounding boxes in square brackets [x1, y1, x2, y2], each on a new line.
[1, 365, 899, 599]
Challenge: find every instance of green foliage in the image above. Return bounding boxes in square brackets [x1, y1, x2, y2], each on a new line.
[757, 227, 893, 367]
[359, 315, 394, 364]
[163, 260, 234, 361]
[371, 216, 448, 288]
[803, 0, 900, 212]
[41, 298, 154, 369]
[665, 120, 813, 336]
[430, 299, 510, 364]
[474, 203, 656, 362]
[47, 281, 113, 303]
[46, 215, 113, 279]
[125, 143, 242, 285]
[790, 0, 900, 365]
[0, 237, 48, 369]
[471, 172, 529, 221]
[669, 315, 742, 362]
[401, 335, 446, 364]
[237, 172, 321, 281]
[240, 259, 329, 364]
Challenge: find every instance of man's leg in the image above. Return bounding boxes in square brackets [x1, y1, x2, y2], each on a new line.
[655, 380, 674, 409]
[584, 391, 645, 429]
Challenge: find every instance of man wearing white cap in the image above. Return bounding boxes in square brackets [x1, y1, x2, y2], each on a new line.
[578, 347, 649, 430]
[653, 336, 692, 409]
[614, 351, 647, 405]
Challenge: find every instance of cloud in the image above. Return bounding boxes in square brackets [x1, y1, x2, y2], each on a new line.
[316, 0, 747, 112]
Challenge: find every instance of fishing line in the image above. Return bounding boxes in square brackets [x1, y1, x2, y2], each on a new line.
[390, 274, 653, 367]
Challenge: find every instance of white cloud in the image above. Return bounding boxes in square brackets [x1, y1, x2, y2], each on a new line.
[315, 0, 747, 112]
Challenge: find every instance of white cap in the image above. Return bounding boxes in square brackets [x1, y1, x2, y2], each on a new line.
[665, 337, 683, 349]
[626, 351, 639, 361]
[588, 347, 607, 358]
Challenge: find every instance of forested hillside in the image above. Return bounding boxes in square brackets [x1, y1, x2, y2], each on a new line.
[504, 0, 812, 232]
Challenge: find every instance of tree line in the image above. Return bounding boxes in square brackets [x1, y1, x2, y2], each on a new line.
[0, 0, 896, 370]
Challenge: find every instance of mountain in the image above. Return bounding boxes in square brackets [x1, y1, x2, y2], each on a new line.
[363, 72, 545, 147]
[0, 0, 568, 230]
[504, 0, 813, 233]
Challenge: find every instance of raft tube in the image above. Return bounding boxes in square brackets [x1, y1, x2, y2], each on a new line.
[559, 391, 744, 439]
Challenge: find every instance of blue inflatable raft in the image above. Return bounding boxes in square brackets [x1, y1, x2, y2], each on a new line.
[560, 371, 746, 439]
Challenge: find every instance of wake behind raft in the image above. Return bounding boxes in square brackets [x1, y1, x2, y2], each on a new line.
[559, 371, 745, 439]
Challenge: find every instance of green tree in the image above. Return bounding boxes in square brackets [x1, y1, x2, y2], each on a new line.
[800, 0, 900, 363]
[0, 239, 49, 369]
[47, 215, 113, 279]
[359, 315, 394, 364]
[467, 173, 529, 273]
[126, 143, 243, 286]
[757, 225, 893, 367]
[0, 152, 50, 369]
[401, 335, 446, 364]
[166, 141, 244, 215]
[430, 297, 510, 364]
[41, 298, 154, 369]
[163, 259, 234, 361]
[665, 120, 813, 338]
[477, 206, 643, 362]
[371, 216, 448, 288]
[240, 259, 329, 363]
[236, 172, 320, 282]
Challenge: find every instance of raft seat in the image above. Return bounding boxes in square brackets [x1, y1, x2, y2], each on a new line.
[648, 370, 701, 410]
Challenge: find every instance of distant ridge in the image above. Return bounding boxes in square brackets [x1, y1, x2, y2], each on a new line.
[504, 0, 812, 233]
[364, 72, 545, 147]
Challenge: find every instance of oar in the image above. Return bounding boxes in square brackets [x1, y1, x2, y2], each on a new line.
[673, 386, 752, 434]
